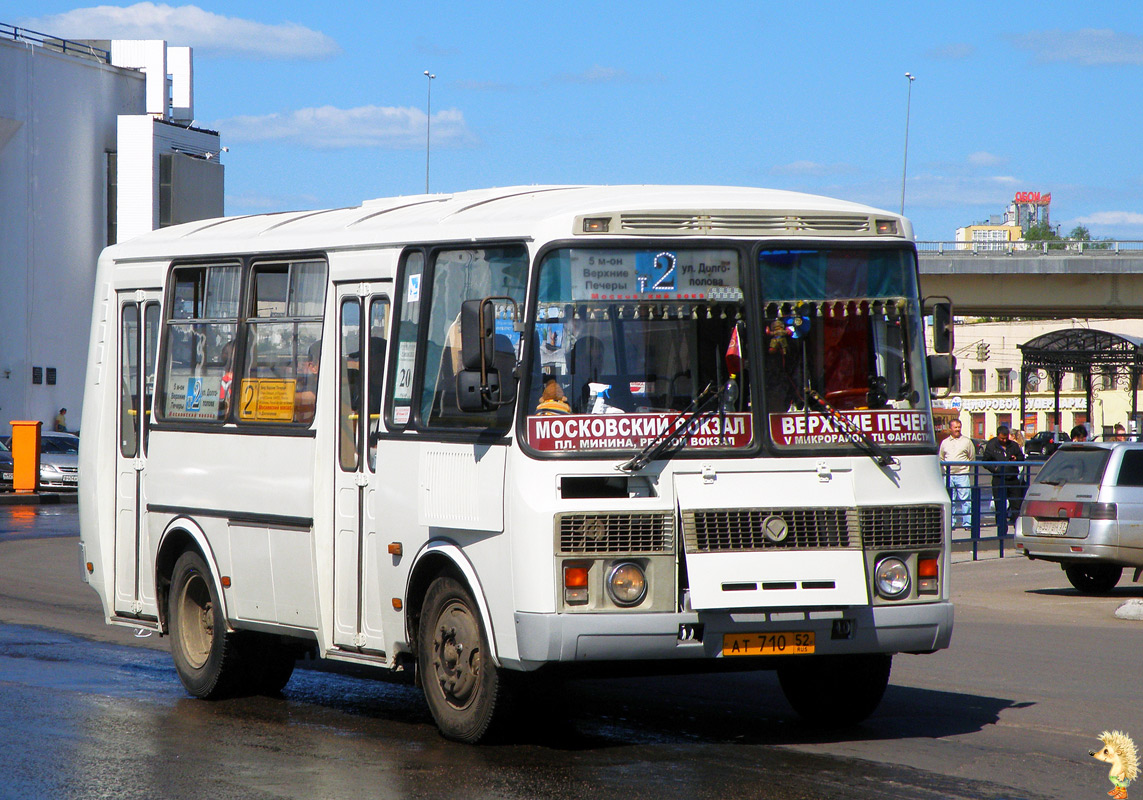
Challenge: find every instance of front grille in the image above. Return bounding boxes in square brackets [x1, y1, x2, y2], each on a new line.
[859, 506, 943, 549]
[682, 508, 857, 552]
[557, 512, 674, 555]
[56, 466, 78, 474]
[682, 505, 944, 552]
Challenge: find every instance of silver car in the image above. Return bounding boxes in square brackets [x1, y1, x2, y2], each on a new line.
[1018, 442, 1143, 593]
[0, 431, 79, 490]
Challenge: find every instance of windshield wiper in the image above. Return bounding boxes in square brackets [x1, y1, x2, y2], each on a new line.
[618, 382, 721, 472]
[805, 389, 899, 468]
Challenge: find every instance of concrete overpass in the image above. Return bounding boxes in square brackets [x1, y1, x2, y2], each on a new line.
[917, 242, 1143, 317]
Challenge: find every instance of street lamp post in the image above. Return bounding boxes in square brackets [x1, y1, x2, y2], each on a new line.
[424, 70, 435, 194]
[901, 71, 915, 215]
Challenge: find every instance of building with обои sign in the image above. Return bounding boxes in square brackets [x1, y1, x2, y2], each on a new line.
[0, 25, 224, 431]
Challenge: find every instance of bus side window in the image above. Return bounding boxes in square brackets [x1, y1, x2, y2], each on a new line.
[158, 264, 239, 423]
[387, 251, 423, 429]
[239, 259, 327, 425]
[367, 296, 390, 470]
[419, 246, 527, 429]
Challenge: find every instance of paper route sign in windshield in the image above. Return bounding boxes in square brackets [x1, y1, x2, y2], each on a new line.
[529, 412, 752, 452]
[569, 249, 741, 301]
[770, 410, 931, 446]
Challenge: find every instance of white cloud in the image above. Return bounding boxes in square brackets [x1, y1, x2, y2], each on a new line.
[770, 160, 857, 177]
[1072, 211, 1143, 226]
[552, 65, 630, 84]
[19, 3, 340, 60]
[927, 42, 976, 60]
[214, 105, 474, 150]
[1009, 28, 1143, 66]
[967, 151, 1006, 167]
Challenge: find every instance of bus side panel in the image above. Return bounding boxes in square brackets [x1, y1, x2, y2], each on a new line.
[145, 430, 320, 631]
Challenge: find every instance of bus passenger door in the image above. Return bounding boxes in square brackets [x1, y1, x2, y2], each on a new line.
[332, 285, 391, 652]
[113, 291, 161, 618]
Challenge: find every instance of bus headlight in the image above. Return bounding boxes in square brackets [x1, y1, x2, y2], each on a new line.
[874, 557, 910, 599]
[606, 562, 646, 607]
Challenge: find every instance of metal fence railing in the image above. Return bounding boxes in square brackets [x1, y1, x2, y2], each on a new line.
[0, 23, 111, 64]
[917, 240, 1143, 257]
[941, 459, 1045, 560]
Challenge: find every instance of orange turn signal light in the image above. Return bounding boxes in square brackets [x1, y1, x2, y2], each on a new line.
[564, 565, 589, 588]
[387, 542, 402, 556]
[918, 558, 938, 578]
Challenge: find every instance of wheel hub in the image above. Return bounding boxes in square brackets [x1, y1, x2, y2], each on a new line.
[432, 601, 482, 708]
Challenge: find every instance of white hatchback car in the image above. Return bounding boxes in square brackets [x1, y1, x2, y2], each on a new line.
[1018, 442, 1143, 593]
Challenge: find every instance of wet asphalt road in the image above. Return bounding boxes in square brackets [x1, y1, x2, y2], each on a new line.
[2, 504, 1141, 799]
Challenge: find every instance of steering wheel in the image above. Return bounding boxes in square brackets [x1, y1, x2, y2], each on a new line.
[823, 388, 868, 410]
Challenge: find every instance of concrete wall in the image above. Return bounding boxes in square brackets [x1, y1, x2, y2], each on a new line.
[0, 39, 145, 432]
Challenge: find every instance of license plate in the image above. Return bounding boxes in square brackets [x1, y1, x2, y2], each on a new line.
[723, 631, 815, 656]
[1033, 518, 1067, 536]
[1, 473, 11, 481]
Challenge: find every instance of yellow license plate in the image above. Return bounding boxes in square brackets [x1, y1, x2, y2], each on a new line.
[722, 631, 815, 656]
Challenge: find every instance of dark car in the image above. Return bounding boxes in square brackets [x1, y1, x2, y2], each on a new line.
[1024, 430, 1071, 460]
[0, 440, 12, 488]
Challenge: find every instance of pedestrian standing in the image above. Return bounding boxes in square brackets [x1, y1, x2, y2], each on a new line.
[982, 424, 1024, 538]
[938, 420, 975, 529]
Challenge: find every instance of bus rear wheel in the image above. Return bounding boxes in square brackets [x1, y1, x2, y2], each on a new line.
[417, 576, 507, 743]
[778, 653, 892, 727]
[168, 550, 247, 699]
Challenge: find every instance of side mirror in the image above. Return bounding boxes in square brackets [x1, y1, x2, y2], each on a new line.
[927, 297, 953, 354]
[456, 295, 521, 413]
[456, 368, 502, 412]
[928, 354, 956, 393]
[460, 299, 495, 372]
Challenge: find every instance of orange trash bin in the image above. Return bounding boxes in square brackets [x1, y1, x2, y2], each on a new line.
[10, 421, 42, 494]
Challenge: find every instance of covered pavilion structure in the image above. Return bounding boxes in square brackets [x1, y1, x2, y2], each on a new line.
[1017, 328, 1143, 432]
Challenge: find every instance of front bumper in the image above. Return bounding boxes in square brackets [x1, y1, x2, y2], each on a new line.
[512, 601, 953, 668]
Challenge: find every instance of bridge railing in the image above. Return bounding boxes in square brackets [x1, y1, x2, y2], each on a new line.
[918, 241, 1143, 257]
[941, 459, 1045, 560]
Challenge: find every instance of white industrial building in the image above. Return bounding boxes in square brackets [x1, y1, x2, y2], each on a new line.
[0, 25, 224, 432]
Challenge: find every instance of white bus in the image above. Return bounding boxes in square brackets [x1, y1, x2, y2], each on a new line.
[79, 185, 954, 742]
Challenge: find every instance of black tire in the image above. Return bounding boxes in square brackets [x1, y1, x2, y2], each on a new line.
[417, 576, 507, 743]
[1064, 563, 1122, 594]
[244, 634, 297, 696]
[778, 653, 892, 727]
[168, 550, 248, 699]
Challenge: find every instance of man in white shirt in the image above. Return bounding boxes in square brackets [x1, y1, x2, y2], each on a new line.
[938, 420, 975, 529]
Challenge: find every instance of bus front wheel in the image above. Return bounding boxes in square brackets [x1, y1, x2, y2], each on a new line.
[168, 550, 247, 699]
[778, 653, 892, 727]
[417, 576, 507, 743]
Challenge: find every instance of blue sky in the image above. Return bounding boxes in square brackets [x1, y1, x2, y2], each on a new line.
[10, 1, 1143, 241]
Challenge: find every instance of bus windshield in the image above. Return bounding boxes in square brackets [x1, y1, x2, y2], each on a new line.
[760, 247, 934, 452]
[524, 247, 751, 455]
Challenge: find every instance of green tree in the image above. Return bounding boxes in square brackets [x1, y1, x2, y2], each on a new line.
[1023, 222, 1060, 241]
[1069, 225, 1092, 241]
